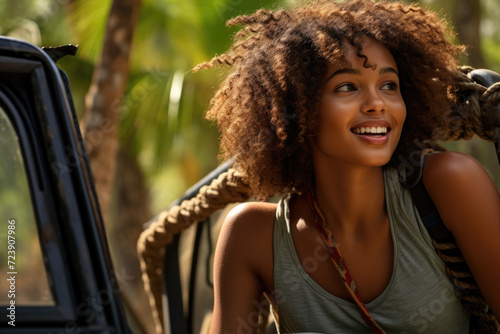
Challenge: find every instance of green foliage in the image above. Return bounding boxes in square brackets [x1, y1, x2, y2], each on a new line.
[482, 38, 500, 73]
[68, 0, 111, 62]
[481, 0, 500, 72]
[0, 108, 52, 305]
[0, 110, 32, 223]
[118, 0, 291, 182]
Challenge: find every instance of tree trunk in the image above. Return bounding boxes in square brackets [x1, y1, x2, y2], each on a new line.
[110, 147, 154, 334]
[80, 0, 141, 222]
[453, 0, 484, 68]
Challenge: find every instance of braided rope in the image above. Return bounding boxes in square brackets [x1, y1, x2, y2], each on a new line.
[137, 169, 251, 334]
[440, 67, 500, 145]
[429, 67, 500, 333]
[432, 240, 500, 333]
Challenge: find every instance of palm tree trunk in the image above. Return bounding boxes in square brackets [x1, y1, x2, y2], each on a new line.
[110, 147, 154, 334]
[80, 0, 141, 221]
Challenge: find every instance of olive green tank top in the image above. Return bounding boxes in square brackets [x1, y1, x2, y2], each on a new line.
[272, 167, 469, 333]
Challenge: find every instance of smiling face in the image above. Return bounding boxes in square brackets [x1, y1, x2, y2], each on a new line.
[311, 37, 406, 168]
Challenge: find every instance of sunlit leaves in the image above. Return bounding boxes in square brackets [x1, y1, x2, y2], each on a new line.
[69, 0, 111, 62]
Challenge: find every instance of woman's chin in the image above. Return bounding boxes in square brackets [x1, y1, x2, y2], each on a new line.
[357, 151, 394, 167]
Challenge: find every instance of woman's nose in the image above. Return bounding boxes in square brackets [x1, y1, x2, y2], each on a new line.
[361, 89, 385, 113]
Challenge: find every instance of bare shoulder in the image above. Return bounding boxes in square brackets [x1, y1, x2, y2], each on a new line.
[221, 201, 278, 245]
[421, 153, 500, 318]
[224, 201, 278, 229]
[217, 201, 277, 278]
[210, 201, 278, 332]
[423, 151, 486, 182]
[422, 151, 500, 232]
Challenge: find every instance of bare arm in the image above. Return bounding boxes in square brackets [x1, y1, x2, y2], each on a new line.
[423, 151, 500, 320]
[210, 202, 275, 334]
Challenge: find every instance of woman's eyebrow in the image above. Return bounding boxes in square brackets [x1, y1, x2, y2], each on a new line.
[325, 66, 399, 83]
[325, 68, 360, 83]
[380, 67, 399, 76]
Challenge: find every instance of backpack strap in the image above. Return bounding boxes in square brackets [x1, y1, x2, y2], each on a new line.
[402, 150, 453, 242]
[408, 166, 453, 243]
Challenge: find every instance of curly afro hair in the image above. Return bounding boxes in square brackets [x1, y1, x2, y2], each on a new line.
[195, 0, 465, 199]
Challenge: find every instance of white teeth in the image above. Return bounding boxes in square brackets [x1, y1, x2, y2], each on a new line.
[353, 126, 388, 134]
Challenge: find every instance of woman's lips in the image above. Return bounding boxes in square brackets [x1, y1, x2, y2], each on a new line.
[353, 132, 390, 145]
[350, 120, 392, 145]
[351, 126, 389, 135]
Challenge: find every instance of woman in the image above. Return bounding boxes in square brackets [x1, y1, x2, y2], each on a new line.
[195, 0, 500, 332]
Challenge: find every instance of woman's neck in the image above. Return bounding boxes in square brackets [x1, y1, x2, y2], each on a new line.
[312, 160, 387, 238]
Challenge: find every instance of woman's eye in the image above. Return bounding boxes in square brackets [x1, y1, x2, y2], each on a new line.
[335, 83, 356, 92]
[381, 81, 398, 91]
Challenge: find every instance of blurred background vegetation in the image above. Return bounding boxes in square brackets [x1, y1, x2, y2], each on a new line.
[0, 0, 499, 332]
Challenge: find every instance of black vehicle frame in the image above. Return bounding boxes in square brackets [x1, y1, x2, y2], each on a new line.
[0, 36, 130, 333]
